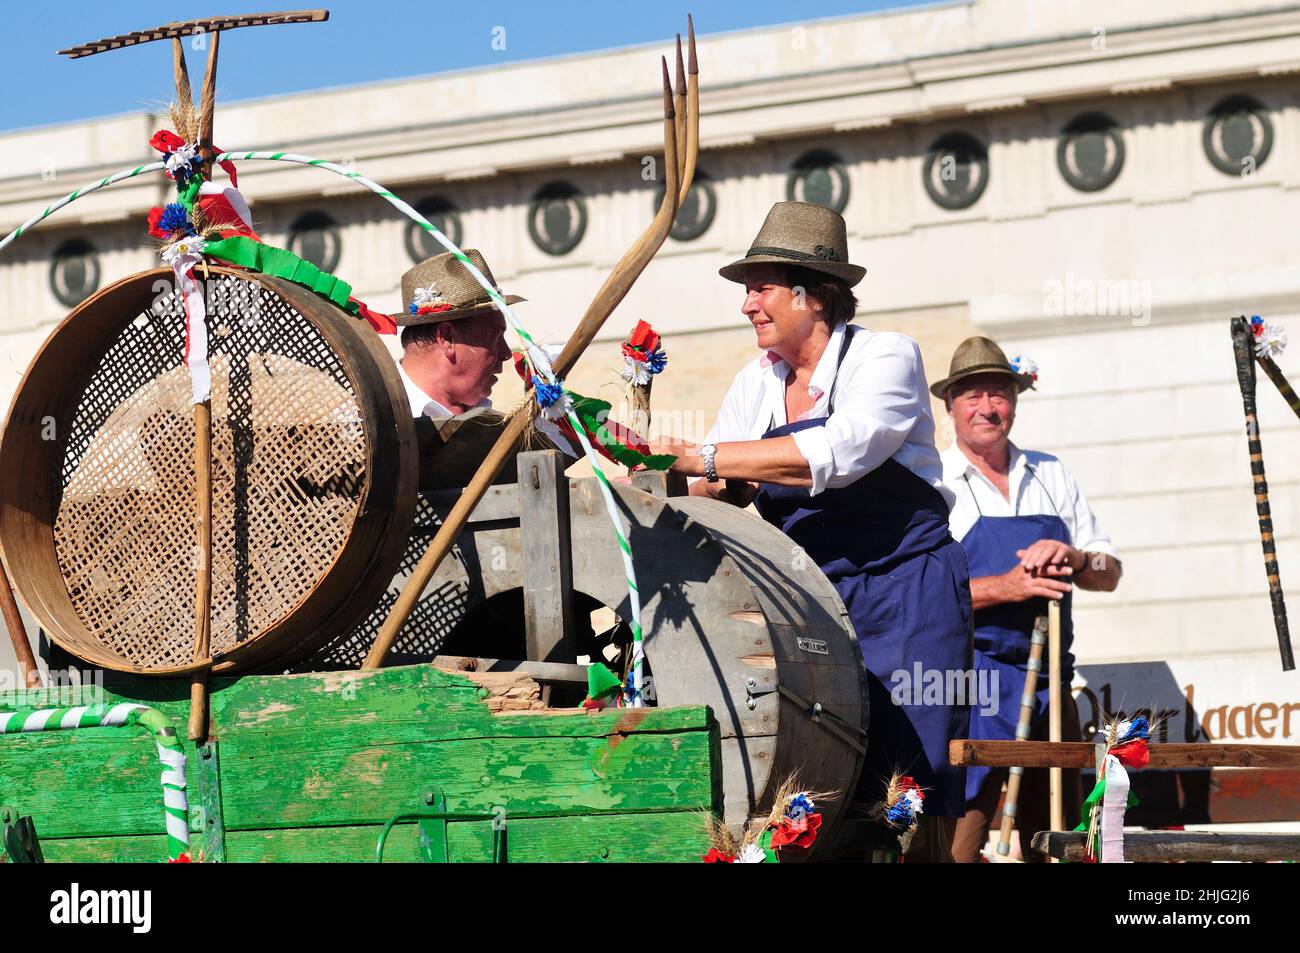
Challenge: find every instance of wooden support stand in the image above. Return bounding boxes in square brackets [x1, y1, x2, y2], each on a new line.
[518, 450, 576, 663]
[953, 738, 1300, 861]
[1033, 830, 1300, 863]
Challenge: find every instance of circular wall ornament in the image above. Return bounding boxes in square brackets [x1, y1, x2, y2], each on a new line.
[405, 196, 464, 263]
[49, 237, 101, 308]
[286, 211, 342, 273]
[786, 150, 850, 213]
[528, 182, 587, 256]
[1057, 113, 1125, 192]
[656, 171, 717, 242]
[1203, 94, 1273, 176]
[923, 132, 989, 210]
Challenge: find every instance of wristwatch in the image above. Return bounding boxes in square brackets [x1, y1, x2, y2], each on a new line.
[701, 443, 719, 483]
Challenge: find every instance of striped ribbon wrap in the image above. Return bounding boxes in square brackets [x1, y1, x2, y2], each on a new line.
[0, 703, 190, 862]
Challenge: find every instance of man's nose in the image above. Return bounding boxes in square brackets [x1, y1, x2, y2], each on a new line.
[742, 291, 761, 316]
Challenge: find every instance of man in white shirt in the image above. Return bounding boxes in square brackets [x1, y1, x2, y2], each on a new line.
[933, 336, 1122, 863]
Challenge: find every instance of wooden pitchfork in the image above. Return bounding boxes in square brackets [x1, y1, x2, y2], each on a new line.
[362, 19, 701, 669]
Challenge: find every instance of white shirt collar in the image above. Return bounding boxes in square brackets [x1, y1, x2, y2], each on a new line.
[942, 439, 1025, 484]
[758, 320, 849, 421]
[396, 359, 492, 418]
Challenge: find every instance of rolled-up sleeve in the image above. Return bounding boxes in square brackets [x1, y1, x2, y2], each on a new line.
[1065, 468, 1119, 561]
[791, 333, 924, 496]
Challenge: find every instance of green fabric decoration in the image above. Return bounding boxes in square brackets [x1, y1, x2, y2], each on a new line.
[178, 177, 202, 211]
[758, 828, 778, 863]
[204, 236, 353, 310]
[1073, 772, 1139, 862]
[570, 395, 676, 471]
[585, 662, 623, 701]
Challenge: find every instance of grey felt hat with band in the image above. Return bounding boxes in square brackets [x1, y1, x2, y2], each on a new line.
[718, 201, 866, 287]
[392, 248, 525, 326]
[929, 336, 1036, 399]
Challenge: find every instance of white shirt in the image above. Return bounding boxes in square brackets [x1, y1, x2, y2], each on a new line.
[704, 320, 954, 507]
[941, 441, 1119, 559]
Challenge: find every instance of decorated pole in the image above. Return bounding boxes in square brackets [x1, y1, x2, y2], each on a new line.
[995, 614, 1046, 858]
[188, 32, 219, 743]
[1231, 316, 1295, 671]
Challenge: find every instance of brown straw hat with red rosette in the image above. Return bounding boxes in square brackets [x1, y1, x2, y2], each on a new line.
[719, 201, 865, 287]
[392, 248, 525, 325]
[930, 336, 1036, 399]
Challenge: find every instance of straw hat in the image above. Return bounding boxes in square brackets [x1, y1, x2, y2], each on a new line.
[929, 336, 1037, 399]
[719, 201, 866, 287]
[393, 248, 524, 325]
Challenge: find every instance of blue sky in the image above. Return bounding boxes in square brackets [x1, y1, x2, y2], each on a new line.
[0, 0, 939, 132]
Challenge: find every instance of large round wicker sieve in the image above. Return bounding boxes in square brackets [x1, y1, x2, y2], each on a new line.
[0, 267, 417, 675]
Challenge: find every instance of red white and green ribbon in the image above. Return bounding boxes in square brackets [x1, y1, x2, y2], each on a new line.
[0, 703, 190, 862]
[160, 236, 212, 404]
[1075, 717, 1148, 863]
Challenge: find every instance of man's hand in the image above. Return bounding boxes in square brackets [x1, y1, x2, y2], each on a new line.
[997, 564, 1072, 603]
[1016, 539, 1084, 578]
[718, 478, 759, 507]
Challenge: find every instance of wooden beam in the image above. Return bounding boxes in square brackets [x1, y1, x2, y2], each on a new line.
[57, 11, 328, 58]
[0, 559, 40, 688]
[434, 656, 589, 686]
[1032, 830, 1300, 863]
[950, 739, 1300, 770]
[518, 450, 576, 663]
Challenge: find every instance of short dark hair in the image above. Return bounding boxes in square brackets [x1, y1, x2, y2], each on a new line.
[780, 265, 858, 324]
[400, 322, 446, 351]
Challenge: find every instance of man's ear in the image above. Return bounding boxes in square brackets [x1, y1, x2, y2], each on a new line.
[435, 321, 457, 358]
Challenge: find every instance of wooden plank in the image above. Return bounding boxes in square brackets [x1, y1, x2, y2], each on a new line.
[950, 739, 1300, 770]
[435, 656, 589, 686]
[0, 729, 202, 839]
[39, 811, 711, 863]
[217, 730, 715, 830]
[518, 450, 576, 662]
[1032, 830, 1300, 863]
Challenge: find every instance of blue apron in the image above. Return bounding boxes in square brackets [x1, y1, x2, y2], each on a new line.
[957, 472, 1075, 802]
[753, 328, 973, 817]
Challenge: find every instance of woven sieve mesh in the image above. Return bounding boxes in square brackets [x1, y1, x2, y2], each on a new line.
[52, 274, 367, 668]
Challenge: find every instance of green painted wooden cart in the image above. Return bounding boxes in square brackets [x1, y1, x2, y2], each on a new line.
[0, 663, 719, 862]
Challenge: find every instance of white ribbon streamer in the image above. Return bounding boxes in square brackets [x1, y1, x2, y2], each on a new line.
[1100, 753, 1129, 864]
